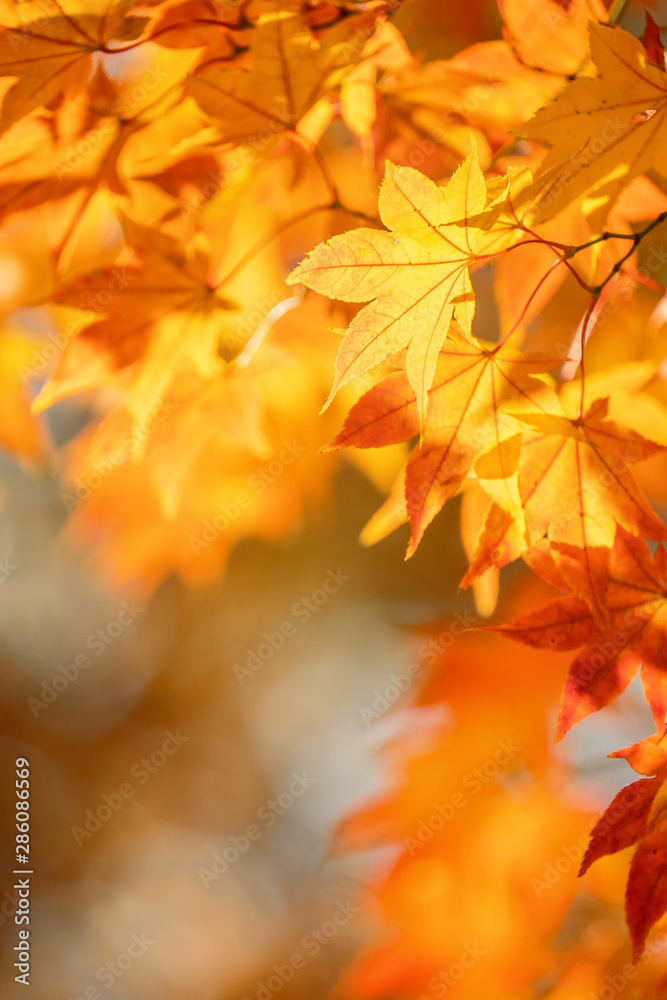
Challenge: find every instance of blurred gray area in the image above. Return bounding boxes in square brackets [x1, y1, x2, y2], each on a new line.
[0, 447, 475, 1000]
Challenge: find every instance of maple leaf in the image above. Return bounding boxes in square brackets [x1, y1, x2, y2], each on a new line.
[609, 731, 667, 777]
[0, 0, 151, 134]
[642, 11, 665, 69]
[0, 117, 81, 223]
[288, 152, 530, 420]
[579, 775, 664, 876]
[521, 22, 667, 225]
[579, 732, 667, 960]
[340, 19, 411, 139]
[37, 219, 243, 435]
[489, 526, 667, 739]
[499, 0, 607, 75]
[5, 0, 667, 982]
[517, 377, 667, 578]
[58, 295, 342, 590]
[186, 3, 389, 143]
[460, 483, 525, 614]
[337, 612, 615, 999]
[328, 328, 561, 554]
[505, 395, 667, 621]
[4, 65, 186, 276]
[380, 39, 566, 141]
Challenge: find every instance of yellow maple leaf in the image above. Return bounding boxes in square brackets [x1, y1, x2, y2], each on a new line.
[287, 150, 530, 422]
[186, 3, 390, 144]
[521, 22, 667, 226]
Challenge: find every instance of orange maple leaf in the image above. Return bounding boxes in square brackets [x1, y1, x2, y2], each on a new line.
[642, 11, 666, 69]
[489, 526, 667, 739]
[0, 0, 151, 134]
[580, 730, 667, 960]
[36, 217, 240, 432]
[328, 328, 561, 555]
[505, 396, 667, 620]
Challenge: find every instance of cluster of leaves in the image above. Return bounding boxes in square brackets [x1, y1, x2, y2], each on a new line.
[2, 0, 414, 588]
[286, 1, 667, 970]
[4, 0, 667, 984]
[338, 605, 664, 998]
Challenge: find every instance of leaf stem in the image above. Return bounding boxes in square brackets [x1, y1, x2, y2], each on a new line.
[578, 297, 599, 419]
[588, 211, 667, 294]
[213, 202, 334, 290]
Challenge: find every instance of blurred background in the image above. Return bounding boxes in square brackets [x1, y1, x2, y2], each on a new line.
[1, 1, 667, 999]
[0, 410, 663, 1000]
[0, 439, 480, 1000]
